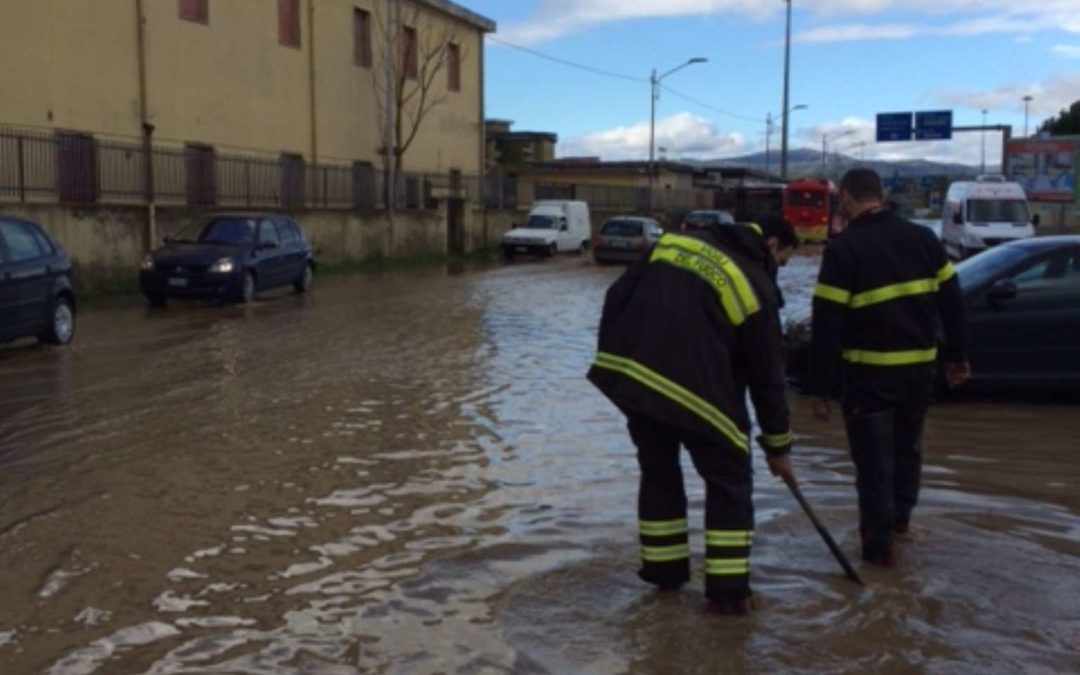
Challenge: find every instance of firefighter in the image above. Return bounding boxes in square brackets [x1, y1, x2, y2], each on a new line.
[588, 216, 797, 615]
[810, 168, 970, 568]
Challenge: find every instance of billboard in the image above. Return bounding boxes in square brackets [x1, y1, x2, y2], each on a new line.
[1006, 138, 1079, 203]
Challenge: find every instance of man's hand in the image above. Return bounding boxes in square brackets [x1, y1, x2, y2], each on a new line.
[945, 361, 971, 388]
[766, 454, 794, 481]
[811, 397, 831, 422]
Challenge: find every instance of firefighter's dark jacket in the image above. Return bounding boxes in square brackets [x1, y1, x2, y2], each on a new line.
[587, 225, 793, 457]
[810, 208, 968, 398]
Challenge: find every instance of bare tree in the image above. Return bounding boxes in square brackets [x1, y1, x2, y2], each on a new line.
[371, 0, 469, 210]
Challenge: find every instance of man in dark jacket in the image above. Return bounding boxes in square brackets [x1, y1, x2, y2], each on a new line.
[810, 168, 970, 568]
[588, 217, 797, 615]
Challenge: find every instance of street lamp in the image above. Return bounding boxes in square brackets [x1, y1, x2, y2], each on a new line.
[822, 128, 854, 175]
[766, 104, 807, 175]
[981, 109, 988, 174]
[780, 0, 794, 179]
[1022, 95, 1033, 137]
[649, 57, 707, 211]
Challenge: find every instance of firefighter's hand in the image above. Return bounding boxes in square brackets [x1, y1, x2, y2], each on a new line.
[945, 361, 971, 388]
[811, 398, 831, 422]
[766, 454, 793, 481]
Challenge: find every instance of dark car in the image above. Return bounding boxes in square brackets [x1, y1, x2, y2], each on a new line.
[681, 210, 735, 231]
[592, 216, 662, 264]
[140, 214, 315, 306]
[786, 236, 1080, 393]
[0, 217, 76, 346]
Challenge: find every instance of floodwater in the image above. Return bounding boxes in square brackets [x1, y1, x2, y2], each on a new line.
[0, 252, 1077, 674]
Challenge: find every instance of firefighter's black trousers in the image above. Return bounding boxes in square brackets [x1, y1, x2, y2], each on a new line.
[627, 413, 753, 602]
[841, 364, 934, 558]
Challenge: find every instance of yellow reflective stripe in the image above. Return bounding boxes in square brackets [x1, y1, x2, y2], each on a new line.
[746, 222, 763, 236]
[849, 278, 938, 309]
[651, 246, 746, 325]
[705, 530, 753, 547]
[842, 348, 938, 366]
[705, 558, 750, 576]
[760, 431, 793, 448]
[813, 283, 851, 305]
[639, 519, 689, 537]
[594, 353, 749, 451]
[936, 262, 956, 283]
[642, 544, 690, 562]
[655, 234, 760, 318]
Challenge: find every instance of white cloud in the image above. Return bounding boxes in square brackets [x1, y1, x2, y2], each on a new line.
[560, 112, 748, 160]
[496, 0, 1080, 46]
[936, 72, 1080, 118]
[1051, 44, 1080, 58]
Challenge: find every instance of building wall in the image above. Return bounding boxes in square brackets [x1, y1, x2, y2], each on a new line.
[0, 0, 487, 174]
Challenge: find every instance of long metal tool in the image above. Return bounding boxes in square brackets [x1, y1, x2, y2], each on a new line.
[782, 473, 864, 586]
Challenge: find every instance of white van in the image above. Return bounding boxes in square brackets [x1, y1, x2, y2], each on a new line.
[941, 176, 1038, 260]
[501, 200, 591, 261]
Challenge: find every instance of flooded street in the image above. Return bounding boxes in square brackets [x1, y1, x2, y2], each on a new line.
[1, 254, 1078, 674]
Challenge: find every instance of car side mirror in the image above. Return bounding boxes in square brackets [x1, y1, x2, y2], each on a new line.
[952, 212, 963, 225]
[986, 279, 1018, 305]
[1031, 213, 1040, 227]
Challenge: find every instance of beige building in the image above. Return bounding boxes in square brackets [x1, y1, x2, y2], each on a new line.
[485, 119, 557, 170]
[0, 0, 494, 206]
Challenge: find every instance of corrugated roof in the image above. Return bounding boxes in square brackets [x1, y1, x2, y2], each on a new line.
[416, 0, 496, 32]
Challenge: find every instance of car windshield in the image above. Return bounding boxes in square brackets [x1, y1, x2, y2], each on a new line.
[602, 220, 644, 237]
[176, 217, 258, 246]
[967, 199, 1029, 223]
[955, 244, 1031, 290]
[525, 215, 558, 229]
[789, 190, 825, 208]
[685, 213, 721, 227]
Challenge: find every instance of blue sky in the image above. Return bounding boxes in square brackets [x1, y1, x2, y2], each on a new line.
[465, 0, 1080, 166]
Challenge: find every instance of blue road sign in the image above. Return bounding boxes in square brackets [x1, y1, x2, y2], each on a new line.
[877, 112, 913, 142]
[915, 110, 953, 140]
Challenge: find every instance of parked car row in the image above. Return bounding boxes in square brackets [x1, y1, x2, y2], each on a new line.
[1, 213, 316, 349]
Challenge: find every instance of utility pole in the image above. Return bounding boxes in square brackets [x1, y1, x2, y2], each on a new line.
[649, 68, 657, 213]
[1023, 95, 1033, 137]
[981, 109, 988, 174]
[385, 0, 398, 212]
[765, 113, 772, 174]
[780, 0, 793, 179]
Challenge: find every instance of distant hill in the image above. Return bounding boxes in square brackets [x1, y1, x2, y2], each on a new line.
[683, 148, 998, 179]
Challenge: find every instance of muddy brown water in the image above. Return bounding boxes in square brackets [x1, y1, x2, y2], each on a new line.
[0, 253, 1077, 674]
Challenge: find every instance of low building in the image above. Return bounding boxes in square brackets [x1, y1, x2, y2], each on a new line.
[485, 120, 557, 170]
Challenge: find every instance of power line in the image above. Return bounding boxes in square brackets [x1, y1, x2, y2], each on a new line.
[487, 35, 646, 84]
[660, 85, 763, 123]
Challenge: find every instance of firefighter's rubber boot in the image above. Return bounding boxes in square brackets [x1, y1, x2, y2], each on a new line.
[708, 592, 755, 616]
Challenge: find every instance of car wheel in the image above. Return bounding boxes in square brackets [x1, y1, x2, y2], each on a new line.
[548, 243, 558, 257]
[40, 296, 75, 346]
[294, 264, 314, 293]
[146, 293, 167, 308]
[579, 240, 589, 254]
[239, 271, 256, 304]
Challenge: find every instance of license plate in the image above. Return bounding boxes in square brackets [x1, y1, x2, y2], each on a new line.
[168, 277, 188, 288]
[516, 246, 529, 252]
[610, 239, 634, 248]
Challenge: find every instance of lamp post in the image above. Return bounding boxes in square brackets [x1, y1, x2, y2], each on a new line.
[1022, 95, 1033, 137]
[981, 109, 988, 174]
[766, 103, 807, 175]
[821, 128, 854, 176]
[649, 57, 707, 212]
[780, 0, 794, 179]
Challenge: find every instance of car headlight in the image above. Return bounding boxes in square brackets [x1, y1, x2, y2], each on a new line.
[209, 257, 236, 274]
[140, 254, 155, 271]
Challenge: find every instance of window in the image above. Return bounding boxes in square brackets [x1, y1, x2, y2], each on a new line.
[967, 199, 1029, 223]
[0, 221, 45, 263]
[179, 0, 208, 24]
[402, 26, 418, 79]
[198, 217, 256, 246]
[278, 0, 301, 48]
[30, 224, 55, 256]
[258, 219, 282, 247]
[185, 144, 216, 206]
[56, 132, 97, 204]
[276, 218, 300, 244]
[354, 8, 372, 68]
[447, 43, 461, 92]
[789, 190, 825, 208]
[1009, 248, 1080, 298]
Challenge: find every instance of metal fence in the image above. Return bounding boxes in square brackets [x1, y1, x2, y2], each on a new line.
[1, 127, 715, 217]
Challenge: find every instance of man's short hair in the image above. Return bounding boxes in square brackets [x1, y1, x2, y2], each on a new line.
[840, 168, 884, 202]
[756, 215, 798, 249]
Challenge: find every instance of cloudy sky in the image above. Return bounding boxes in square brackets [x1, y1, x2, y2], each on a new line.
[466, 0, 1080, 167]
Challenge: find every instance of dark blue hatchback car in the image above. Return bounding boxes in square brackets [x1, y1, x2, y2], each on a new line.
[140, 214, 315, 306]
[0, 217, 76, 346]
